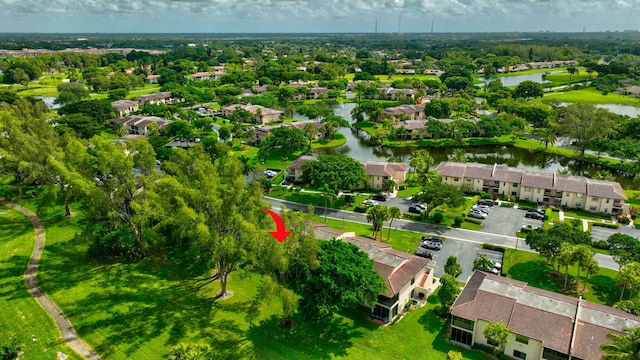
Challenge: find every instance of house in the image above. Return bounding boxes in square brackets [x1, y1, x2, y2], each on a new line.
[306, 87, 329, 99]
[111, 99, 139, 117]
[312, 224, 433, 324]
[221, 104, 283, 125]
[138, 92, 182, 106]
[450, 270, 640, 360]
[383, 104, 425, 121]
[621, 85, 640, 96]
[285, 155, 317, 182]
[144, 75, 159, 84]
[394, 120, 427, 139]
[188, 72, 214, 81]
[437, 162, 627, 214]
[109, 116, 173, 136]
[362, 161, 408, 190]
[247, 121, 323, 145]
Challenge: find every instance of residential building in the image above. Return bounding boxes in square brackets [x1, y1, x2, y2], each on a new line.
[144, 75, 159, 84]
[221, 104, 283, 125]
[383, 104, 425, 121]
[437, 162, 627, 214]
[111, 99, 139, 117]
[247, 121, 323, 145]
[285, 156, 408, 190]
[450, 271, 640, 360]
[109, 116, 172, 136]
[138, 92, 183, 106]
[362, 161, 408, 190]
[312, 224, 433, 324]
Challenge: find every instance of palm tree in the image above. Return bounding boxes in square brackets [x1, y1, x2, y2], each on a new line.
[473, 254, 494, 272]
[387, 206, 401, 241]
[449, 148, 467, 163]
[536, 127, 557, 149]
[573, 245, 594, 291]
[321, 184, 337, 222]
[583, 257, 600, 292]
[366, 205, 390, 241]
[304, 123, 318, 147]
[557, 243, 575, 290]
[601, 327, 640, 360]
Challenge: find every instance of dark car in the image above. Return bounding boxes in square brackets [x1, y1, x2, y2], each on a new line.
[408, 205, 423, 214]
[478, 199, 494, 207]
[411, 203, 427, 211]
[372, 194, 387, 202]
[414, 248, 433, 259]
[525, 212, 545, 220]
[527, 208, 545, 216]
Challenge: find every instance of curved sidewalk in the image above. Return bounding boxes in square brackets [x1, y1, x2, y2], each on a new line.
[1, 200, 102, 360]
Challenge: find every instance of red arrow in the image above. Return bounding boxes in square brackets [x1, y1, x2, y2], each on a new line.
[263, 208, 291, 243]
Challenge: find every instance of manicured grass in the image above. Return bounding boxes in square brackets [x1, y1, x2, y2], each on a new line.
[0, 206, 81, 360]
[502, 248, 621, 305]
[562, 210, 612, 221]
[543, 72, 592, 87]
[126, 85, 162, 99]
[396, 184, 422, 199]
[269, 188, 367, 211]
[344, 73, 440, 83]
[422, 197, 481, 230]
[311, 133, 346, 149]
[27, 201, 488, 359]
[482, 67, 569, 77]
[624, 190, 640, 208]
[542, 87, 640, 107]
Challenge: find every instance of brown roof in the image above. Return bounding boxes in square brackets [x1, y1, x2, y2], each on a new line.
[139, 91, 172, 102]
[363, 161, 408, 177]
[587, 179, 627, 200]
[287, 155, 317, 170]
[451, 271, 640, 360]
[394, 120, 426, 131]
[111, 99, 138, 110]
[520, 171, 554, 189]
[492, 167, 523, 183]
[554, 175, 587, 193]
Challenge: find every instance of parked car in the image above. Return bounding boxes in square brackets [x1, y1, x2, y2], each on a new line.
[414, 248, 433, 259]
[408, 205, 423, 214]
[521, 224, 540, 230]
[478, 199, 494, 207]
[363, 199, 379, 206]
[525, 212, 545, 220]
[420, 239, 442, 250]
[411, 203, 427, 211]
[527, 208, 545, 216]
[471, 205, 489, 214]
[372, 194, 387, 202]
[263, 170, 277, 178]
[468, 210, 487, 220]
[421, 236, 443, 244]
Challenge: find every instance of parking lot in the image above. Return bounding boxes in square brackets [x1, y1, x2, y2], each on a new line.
[479, 206, 544, 236]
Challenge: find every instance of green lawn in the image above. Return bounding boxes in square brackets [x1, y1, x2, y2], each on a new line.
[344, 73, 440, 83]
[396, 183, 422, 199]
[23, 201, 489, 359]
[543, 72, 592, 87]
[562, 210, 612, 221]
[0, 206, 81, 360]
[624, 190, 640, 208]
[542, 87, 640, 107]
[502, 248, 621, 305]
[269, 188, 368, 211]
[311, 133, 347, 149]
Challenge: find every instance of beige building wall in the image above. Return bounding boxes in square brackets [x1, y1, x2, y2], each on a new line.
[497, 182, 521, 197]
[474, 319, 543, 360]
[519, 186, 545, 203]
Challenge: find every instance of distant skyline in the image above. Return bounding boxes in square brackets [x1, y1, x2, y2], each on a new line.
[0, 0, 638, 34]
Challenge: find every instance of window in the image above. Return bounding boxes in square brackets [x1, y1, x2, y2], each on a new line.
[524, 196, 530, 200]
[592, 196, 599, 201]
[576, 203, 581, 207]
[542, 348, 570, 360]
[454, 177, 459, 182]
[515, 334, 529, 344]
[452, 316, 475, 331]
[513, 183, 518, 187]
[466, 178, 472, 182]
[513, 350, 527, 359]
[411, 278, 415, 285]
[606, 199, 610, 203]
[525, 186, 531, 191]
[537, 189, 541, 194]
[511, 191, 517, 196]
[445, 177, 448, 181]
[576, 193, 583, 198]
[451, 327, 473, 346]
[590, 206, 597, 211]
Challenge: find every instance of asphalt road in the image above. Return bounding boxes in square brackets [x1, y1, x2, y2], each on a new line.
[265, 197, 620, 274]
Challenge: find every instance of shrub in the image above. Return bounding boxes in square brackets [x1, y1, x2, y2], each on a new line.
[592, 240, 610, 250]
[403, 212, 421, 220]
[519, 226, 535, 233]
[479, 191, 492, 199]
[592, 222, 620, 229]
[481, 243, 506, 253]
[432, 212, 444, 224]
[454, 216, 464, 226]
[460, 184, 474, 194]
[500, 202, 515, 208]
[464, 217, 482, 225]
[618, 215, 631, 224]
[354, 206, 367, 213]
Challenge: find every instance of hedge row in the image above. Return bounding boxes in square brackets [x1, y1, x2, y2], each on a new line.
[592, 222, 620, 229]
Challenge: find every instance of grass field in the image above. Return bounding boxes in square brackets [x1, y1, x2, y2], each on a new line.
[542, 87, 640, 107]
[503, 248, 621, 305]
[21, 201, 488, 359]
[344, 73, 440, 82]
[543, 72, 592, 87]
[0, 206, 81, 360]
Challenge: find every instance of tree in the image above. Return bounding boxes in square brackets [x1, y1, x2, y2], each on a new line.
[525, 225, 591, 272]
[449, 148, 467, 163]
[382, 179, 396, 194]
[483, 321, 512, 359]
[473, 254, 494, 272]
[557, 102, 615, 156]
[0, 340, 20, 360]
[446, 350, 463, 360]
[54, 114, 102, 139]
[301, 154, 368, 191]
[618, 263, 640, 302]
[366, 205, 390, 241]
[386, 206, 401, 241]
[601, 327, 640, 360]
[445, 256, 463, 278]
[293, 239, 386, 320]
[536, 127, 557, 149]
[414, 182, 465, 210]
[321, 183, 337, 222]
[557, 243, 575, 290]
[513, 80, 543, 99]
[572, 244, 595, 290]
[261, 126, 307, 159]
[56, 82, 89, 104]
[438, 274, 461, 310]
[608, 234, 640, 270]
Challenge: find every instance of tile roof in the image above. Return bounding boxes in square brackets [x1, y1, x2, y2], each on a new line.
[587, 179, 627, 200]
[394, 120, 426, 131]
[362, 161, 408, 177]
[286, 155, 317, 170]
[451, 271, 640, 360]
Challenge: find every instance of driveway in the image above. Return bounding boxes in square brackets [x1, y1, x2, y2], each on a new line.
[591, 223, 640, 241]
[481, 206, 537, 236]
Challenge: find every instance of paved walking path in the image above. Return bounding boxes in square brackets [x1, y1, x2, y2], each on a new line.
[0, 200, 102, 360]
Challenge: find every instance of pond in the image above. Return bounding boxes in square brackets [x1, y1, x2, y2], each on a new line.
[33, 96, 60, 109]
[308, 102, 638, 189]
[556, 102, 640, 118]
[475, 70, 563, 87]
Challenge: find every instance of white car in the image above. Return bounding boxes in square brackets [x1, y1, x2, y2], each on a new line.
[362, 199, 379, 206]
[468, 210, 487, 219]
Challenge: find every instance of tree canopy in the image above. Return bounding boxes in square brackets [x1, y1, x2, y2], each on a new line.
[301, 154, 368, 191]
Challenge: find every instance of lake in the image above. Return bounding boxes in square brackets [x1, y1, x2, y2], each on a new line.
[476, 70, 563, 87]
[309, 103, 638, 189]
[556, 102, 640, 118]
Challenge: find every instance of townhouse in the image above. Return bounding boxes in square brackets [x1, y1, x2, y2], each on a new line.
[109, 115, 172, 136]
[221, 104, 283, 125]
[437, 162, 627, 214]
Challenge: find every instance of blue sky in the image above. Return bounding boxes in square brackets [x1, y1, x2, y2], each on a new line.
[0, 0, 638, 33]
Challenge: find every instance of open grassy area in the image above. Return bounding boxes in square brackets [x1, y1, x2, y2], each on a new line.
[269, 187, 369, 211]
[543, 72, 592, 87]
[343, 73, 440, 83]
[562, 209, 612, 221]
[311, 133, 347, 149]
[502, 248, 621, 305]
[624, 190, 640, 208]
[396, 183, 422, 199]
[20, 200, 488, 359]
[0, 206, 81, 360]
[542, 87, 640, 107]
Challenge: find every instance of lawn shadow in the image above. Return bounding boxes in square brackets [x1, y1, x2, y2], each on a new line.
[507, 261, 560, 292]
[248, 314, 365, 359]
[588, 274, 621, 306]
[0, 255, 33, 301]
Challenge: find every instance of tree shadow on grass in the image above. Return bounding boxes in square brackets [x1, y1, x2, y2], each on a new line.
[0, 255, 33, 301]
[506, 261, 560, 292]
[247, 314, 365, 359]
[588, 274, 621, 306]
